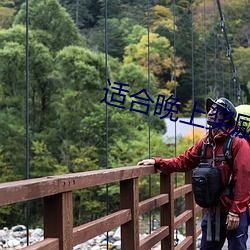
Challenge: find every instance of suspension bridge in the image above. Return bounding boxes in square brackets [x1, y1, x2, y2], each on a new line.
[0, 0, 249, 249]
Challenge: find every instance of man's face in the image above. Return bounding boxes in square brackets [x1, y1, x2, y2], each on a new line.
[207, 104, 225, 126]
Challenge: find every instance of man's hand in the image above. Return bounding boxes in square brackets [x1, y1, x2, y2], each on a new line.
[137, 159, 155, 166]
[226, 213, 240, 230]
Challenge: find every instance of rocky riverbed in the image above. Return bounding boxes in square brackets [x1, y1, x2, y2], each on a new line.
[0, 225, 187, 249]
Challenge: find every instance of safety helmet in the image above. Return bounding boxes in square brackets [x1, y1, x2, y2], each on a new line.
[206, 97, 237, 121]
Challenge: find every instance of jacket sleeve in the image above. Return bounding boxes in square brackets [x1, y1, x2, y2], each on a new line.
[229, 137, 250, 215]
[153, 139, 203, 174]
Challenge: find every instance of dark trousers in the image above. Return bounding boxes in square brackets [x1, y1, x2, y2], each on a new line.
[200, 211, 249, 250]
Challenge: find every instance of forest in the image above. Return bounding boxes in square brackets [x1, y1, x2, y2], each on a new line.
[0, 0, 249, 228]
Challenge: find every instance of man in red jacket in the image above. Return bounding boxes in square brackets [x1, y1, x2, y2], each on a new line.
[138, 97, 250, 250]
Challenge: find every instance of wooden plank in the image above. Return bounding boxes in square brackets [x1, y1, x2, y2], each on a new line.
[174, 210, 192, 229]
[196, 226, 202, 237]
[139, 226, 169, 250]
[161, 173, 174, 250]
[139, 194, 169, 215]
[174, 184, 192, 199]
[22, 238, 59, 250]
[195, 204, 203, 213]
[73, 209, 131, 245]
[185, 172, 196, 250]
[120, 178, 140, 250]
[58, 165, 156, 192]
[0, 166, 156, 206]
[44, 192, 73, 250]
[0, 177, 59, 206]
[175, 236, 193, 250]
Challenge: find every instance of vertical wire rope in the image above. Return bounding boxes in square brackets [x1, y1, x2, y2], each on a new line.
[216, 0, 242, 103]
[191, 0, 195, 145]
[173, 0, 177, 167]
[228, 64, 231, 100]
[76, 0, 79, 27]
[147, 0, 152, 234]
[233, 70, 236, 103]
[204, 0, 207, 97]
[25, 0, 30, 245]
[220, 35, 225, 96]
[104, 0, 109, 247]
[222, 46, 225, 96]
[213, 0, 217, 96]
[173, 0, 179, 244]
[218, 32, 224, 96]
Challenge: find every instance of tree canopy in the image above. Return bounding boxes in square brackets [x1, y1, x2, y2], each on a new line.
[0, 0, 249, 227]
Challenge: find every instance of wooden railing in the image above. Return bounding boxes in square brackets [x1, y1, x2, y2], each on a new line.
[0, 165, 204, 250]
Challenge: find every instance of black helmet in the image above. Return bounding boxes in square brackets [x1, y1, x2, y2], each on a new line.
[206, 97, 236, 121]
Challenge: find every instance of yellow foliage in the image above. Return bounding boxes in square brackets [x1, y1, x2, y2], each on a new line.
[0, 7, 14, 29]
[158, 88, 172, 97]
[124, 32, 186, 80]
[149, 5, 174, 32]
[184, 127, 204, 142]
[182, 99, 194, 117]
[176, 127, 205, 157]
[166, 80, 180, 91]
[124, 33, 173, 76]
[124, 29, 185, 98]
[152, 5, 173, 19]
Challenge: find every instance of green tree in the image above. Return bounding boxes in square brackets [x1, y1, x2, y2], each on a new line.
[0, 39, 27, 180]
[14, 0, 84, 52]
[87, 17, 137, 60]
[61, 0, 101, 28]
[0, 25, 56, 132]
[234, 46, 250, 102]
[30, 141, 57, 177]
[49, 46, 106, 148]
[0, 7, 15, 29]
[0, 112, 26, 180]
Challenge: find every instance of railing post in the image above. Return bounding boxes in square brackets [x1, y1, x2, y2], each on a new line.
[44, 192, 73, 250]
[120, 178, 139, 250]
[185, 171, 196, 250]
[160, 173, 174, 250]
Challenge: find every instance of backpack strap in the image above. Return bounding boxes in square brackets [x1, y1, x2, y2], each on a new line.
[223, 133, 237, 200]
[200, 142, 208, 163]
[223, 134, 235, 170]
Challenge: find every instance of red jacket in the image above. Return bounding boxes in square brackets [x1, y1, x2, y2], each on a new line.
[154, 127, 250, 216]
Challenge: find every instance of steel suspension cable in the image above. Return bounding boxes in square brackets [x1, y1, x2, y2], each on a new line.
[220, 38, 225, 96]
[172, 1, 177, 159]
[218, 22, 225, 96]
[204, 0, 207, 97]
[213, 0, 217, 95]
[228, 64, 231, 100]
[191, 0, 195, 145]
[147, 0, 152, 234]
[216, 0, 242, 104]
[25, 0, 30, 245]
[172, 0, 179, 245]
[104, 0, 109, 248]
[76, 0, 79, 27]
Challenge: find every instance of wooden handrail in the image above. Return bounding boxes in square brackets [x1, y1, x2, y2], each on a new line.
[0, 165, 203, 250]
[0, 165, 156, 206]
[23, 238, 59, 250]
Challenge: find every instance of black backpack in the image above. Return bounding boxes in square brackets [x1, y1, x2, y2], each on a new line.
[192, 134, 249, 241]
[192, 135, 235, 208]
